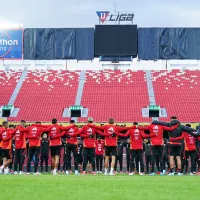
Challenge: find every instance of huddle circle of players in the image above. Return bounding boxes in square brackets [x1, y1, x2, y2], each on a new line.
[0, 116, 200, 176]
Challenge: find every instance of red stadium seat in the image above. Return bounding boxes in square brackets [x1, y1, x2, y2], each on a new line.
[0, 70, 22, 105]
[8, 70, 80, 122]
[2, 69, 199, 123]
[79, 70, 150, 123]
[152, 70, 200, 122]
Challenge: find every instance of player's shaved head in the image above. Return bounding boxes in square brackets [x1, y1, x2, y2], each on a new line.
[70, 120, 75, 124]
[9, 124, 15, 129]
[108, 118, 114, 124]
[171, 116, 177, 120]
[2, 121, 8, 128]
[52, 118, 57, 124]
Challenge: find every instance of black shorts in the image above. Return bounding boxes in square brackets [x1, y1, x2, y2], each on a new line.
[105, 146, 117, 156]
[2, 149, 12, 159]
[77, 154, 83, 164]
[50, 146, 61, 157]
[0, 148, 2, 157]
[169, 144, 181, 156]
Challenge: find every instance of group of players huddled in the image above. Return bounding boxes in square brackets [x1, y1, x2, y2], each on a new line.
[0, 116, 200, 176]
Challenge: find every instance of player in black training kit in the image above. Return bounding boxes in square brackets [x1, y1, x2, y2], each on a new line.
[114, 140, 123, 173]
[75, 138, 83, 172]
[143, 139, 152, 174]
[62, 140, 72, 172]
[163, 139, 170, 173]
[40, 133, 49, 172]
[125, 139, 131, 174]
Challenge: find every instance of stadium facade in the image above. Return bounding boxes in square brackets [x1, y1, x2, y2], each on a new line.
[1, 20, 200, 123]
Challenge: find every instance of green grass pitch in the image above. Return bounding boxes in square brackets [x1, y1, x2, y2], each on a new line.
[0, 174, 199, 200]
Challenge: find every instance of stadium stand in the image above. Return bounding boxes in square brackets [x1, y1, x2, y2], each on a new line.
[79, 70, 151, 122]
[8, 70, 80, 122]
[152, 70, 200, 122]
[0, 70, 22, 105]
[1, 69, 199, 123]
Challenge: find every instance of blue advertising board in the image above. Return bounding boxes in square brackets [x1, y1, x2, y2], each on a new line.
[0, 29, 23, 59]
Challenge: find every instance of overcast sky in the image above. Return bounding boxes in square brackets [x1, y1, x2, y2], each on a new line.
[1, 0, 200, 28]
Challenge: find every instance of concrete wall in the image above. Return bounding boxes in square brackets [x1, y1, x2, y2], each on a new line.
[1, 59, 200, 71]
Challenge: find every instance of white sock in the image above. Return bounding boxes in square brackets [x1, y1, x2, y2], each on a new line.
[4, 168, 9, 173]
[75, 170, 78, 173]
[0, 165, 4, 170]
[105, 168, 108, 174]
[110, 168, 114, 173]
[53, 169, 57, 174]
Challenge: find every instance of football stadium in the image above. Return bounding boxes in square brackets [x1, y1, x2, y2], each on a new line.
[1, 1, 200, 200]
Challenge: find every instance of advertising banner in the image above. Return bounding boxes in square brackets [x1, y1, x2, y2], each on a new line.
[0, 29, 23, 59]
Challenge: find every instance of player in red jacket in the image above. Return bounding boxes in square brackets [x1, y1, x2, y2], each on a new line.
[170, 124, 200, 175]
[197, 136, 200, 174]
[0, 126, 3, 167]
[88, 118, 133, 175]
[118, 122, 157, 175]
[95, 136, 105, 173]
[0, 122, 16, 174]
[38, 118, 75, 175]
[138, 122, 179, 175]
[18, 121, 51, 175]
[62, 120, 79, 175]
[13, 120, 27, 175]
[76, 117, 104, 175]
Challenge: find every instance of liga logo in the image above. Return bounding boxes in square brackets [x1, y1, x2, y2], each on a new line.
[96, 11, 134, 23]
[0, 31, 19, 58]
[96, 11, 110, 23]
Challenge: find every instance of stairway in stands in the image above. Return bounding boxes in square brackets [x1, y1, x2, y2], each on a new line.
[0, 70, 22, 105]
[1, 69, 199, 123]
[8, 70, 80, 122]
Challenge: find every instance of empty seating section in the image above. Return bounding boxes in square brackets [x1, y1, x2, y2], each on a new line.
[8, 70, 80, 122]
[0, 70, 22, 105]
[152, 70, 200, 122]
[79, 70, 150, 122]
[1, 69, 199, 122]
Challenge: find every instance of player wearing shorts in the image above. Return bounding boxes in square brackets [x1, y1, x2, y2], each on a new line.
[13, 120, 27, 175]
[0, 126, 3, 166]
[76, 117, 103, 175]
[170, 124, 200, 175]
[39, 119, 75, 175]
[138, 121, 179, 175]
[153, 117, 196, 175]
[18, 122, 50, 175]
[89, 118, 132, 175]
[0, 122, 16, 174]
[118, 122, 156, 175]
[196, 136, 200, 174]
[62, 120, 79, 175]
